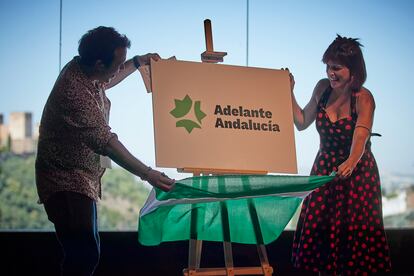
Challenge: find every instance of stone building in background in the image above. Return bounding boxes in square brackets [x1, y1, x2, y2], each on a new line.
[0, 112, 38, 154]
[0, 113, 10, 149]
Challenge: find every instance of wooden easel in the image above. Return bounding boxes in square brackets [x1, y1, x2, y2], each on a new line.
[181, 20, 274, 276]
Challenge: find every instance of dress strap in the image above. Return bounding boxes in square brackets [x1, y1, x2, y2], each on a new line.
[350, 91, 358, 121]
[318, 86, 332, 109]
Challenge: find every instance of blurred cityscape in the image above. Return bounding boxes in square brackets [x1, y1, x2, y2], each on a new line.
[381, 171, 414, 227]
[0, 112, 150, 230]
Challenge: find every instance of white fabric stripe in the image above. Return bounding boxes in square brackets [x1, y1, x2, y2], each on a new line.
[140, 189, 311, 217]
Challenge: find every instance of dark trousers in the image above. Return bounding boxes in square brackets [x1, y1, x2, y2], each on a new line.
[44, 191, 100, 276]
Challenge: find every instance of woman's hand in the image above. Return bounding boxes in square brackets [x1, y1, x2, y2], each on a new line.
[282, 68, 295, 92]
[337, 159, 358, 178]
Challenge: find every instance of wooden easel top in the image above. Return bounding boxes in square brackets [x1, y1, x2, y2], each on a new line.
[200, 19, 227, 63]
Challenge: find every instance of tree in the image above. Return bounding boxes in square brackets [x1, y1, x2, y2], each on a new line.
[0, 154, 150, 230]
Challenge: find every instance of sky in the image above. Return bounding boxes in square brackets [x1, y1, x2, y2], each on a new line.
[0, 0, 413, 179]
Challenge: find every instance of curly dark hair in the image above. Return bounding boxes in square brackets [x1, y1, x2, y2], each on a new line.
[322, 34, 367, 91]
[78, 26, 131, 67]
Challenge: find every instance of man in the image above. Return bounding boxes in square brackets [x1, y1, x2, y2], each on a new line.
[35, 26, 175, 276]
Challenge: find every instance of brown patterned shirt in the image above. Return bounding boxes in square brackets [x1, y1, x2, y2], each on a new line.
[35, 57, 117, 203]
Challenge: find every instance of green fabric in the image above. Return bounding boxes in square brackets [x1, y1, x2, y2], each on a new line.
[138, 174, 334, 246]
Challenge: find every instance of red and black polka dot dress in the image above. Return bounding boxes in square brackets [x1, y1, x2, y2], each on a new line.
[292, 87, 392, 275]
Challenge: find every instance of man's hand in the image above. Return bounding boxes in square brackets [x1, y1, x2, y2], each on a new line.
[105, 137, 175, 192]
[145, 169, 175, 192]
[136, 53, 161, 67]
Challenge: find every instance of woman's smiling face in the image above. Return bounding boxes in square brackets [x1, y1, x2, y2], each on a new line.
[326, 60, 352, 90]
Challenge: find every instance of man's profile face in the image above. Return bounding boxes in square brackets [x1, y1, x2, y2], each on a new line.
[98, 47, 127, 84]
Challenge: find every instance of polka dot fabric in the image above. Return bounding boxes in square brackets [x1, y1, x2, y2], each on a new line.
[292, 87, 391, 274]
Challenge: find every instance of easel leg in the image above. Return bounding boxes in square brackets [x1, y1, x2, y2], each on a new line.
[256, 244, 273, 276]
[223, 241, 234, 275]
[183, 172, 274, 275]
[185, 171, 203, 276]
[185, 239, 203, 276]
[189, 239, 203, 269]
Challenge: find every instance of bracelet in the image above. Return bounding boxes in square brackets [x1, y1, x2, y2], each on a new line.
[355, 125, 371, 132]
[133, 56, 140, 69]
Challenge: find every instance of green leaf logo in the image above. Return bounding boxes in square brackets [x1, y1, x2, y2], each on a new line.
[170, 95, 206, 133]
[194, 101, 206, 123]
[170, 95, 192, 118]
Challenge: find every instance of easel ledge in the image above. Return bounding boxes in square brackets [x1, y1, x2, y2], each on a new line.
[178, 167, 267, 176]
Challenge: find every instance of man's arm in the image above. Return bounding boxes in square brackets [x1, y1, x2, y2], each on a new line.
[104, 136, 175, 191]
[106, 53, 161, 89]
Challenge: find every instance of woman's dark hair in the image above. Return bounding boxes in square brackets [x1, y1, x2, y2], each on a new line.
[322, 34, 367, 91]
[78, 26, 131, 67]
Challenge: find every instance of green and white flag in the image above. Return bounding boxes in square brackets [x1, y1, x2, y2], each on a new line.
[138, 174, 334, 246]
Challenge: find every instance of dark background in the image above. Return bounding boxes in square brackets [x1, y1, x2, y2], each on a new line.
[2, 229, 413, 275]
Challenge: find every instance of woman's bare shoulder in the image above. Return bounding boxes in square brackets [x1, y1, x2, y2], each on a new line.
[314, 78, 330, 102]
[356, 87, 375, 109]
[356, 87, 374, 101]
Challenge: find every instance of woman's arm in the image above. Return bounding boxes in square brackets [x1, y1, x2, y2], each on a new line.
[291, 77, 329, 131]
[337, 89, 375, 178]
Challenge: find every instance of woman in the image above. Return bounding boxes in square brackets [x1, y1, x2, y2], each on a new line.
[290, 35, 391, 275]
